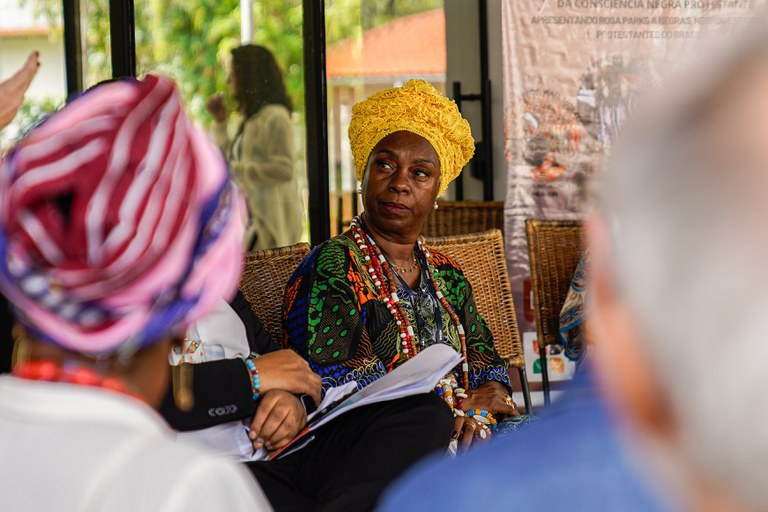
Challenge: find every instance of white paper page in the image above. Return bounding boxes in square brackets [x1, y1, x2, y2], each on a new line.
[307, 344, 462, 431]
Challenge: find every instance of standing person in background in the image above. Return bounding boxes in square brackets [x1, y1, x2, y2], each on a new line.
[0, 75, 270, 511]
[380, 21, 768, 512]
[207, 44, 303, 250]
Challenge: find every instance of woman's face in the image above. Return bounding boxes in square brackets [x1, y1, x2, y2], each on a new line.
[361, 131, 441, 242]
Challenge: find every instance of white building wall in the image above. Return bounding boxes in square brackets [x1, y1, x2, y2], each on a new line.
[0, 35, 66, 100]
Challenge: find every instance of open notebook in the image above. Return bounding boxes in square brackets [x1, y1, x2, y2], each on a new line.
[257, 343, 463, 461]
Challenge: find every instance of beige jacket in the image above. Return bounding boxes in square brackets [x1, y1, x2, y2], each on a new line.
[212, 104, 303, 250]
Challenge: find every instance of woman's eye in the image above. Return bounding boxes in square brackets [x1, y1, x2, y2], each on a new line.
[414, 168, 430, 179]
[376, 160, 393, 170]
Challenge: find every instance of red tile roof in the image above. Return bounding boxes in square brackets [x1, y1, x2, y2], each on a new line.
[0, 28, 49, 37]
[326, 9, 445, 78]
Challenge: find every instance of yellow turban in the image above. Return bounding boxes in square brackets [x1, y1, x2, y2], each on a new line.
[348, 79, 475, 198]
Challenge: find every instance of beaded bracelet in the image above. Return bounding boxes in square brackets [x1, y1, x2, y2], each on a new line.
[466, 409, 498, 431]
[435, 375, 467, 416]
[243, 357, 261, 401]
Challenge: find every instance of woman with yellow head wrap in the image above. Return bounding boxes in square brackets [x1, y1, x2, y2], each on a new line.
[248, 81, 521, 511]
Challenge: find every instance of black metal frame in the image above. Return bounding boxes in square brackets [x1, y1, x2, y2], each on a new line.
[109, 0, 136, 78]
[540, 347, 551, 406]
[518, 367, 533, 415]
[303, 0, 331, 246]
[451, 0, 494, 202]
[62, 1, 493, 244]
[62, 0, 84, 97]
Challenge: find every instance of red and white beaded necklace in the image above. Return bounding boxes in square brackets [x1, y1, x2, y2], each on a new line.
[349, 216, 470, 389]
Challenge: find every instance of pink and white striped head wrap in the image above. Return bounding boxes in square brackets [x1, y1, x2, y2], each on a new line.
[0, 75, 246, 357]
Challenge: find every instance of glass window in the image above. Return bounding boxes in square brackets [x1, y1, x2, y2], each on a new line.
[83, 0, 112, 90]
[134, 0, 309, 250]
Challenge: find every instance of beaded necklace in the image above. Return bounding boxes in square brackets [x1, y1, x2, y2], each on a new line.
[349, 215, 470, 389]
[13, 359, 141, 400]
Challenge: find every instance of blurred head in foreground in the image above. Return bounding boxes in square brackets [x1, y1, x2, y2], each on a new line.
[0, 75, 246, 405]
[589, 28, 768, 511]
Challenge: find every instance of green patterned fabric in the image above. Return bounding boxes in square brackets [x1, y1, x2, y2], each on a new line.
[283, 231, 511, 394]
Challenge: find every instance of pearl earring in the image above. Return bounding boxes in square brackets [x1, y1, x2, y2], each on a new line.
[433, 202, 439, 210]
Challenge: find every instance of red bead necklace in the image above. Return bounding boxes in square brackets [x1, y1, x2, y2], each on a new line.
[349, 216, 469, 390]
[13, 359, 141, 400]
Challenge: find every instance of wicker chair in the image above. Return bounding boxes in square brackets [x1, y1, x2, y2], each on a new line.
[525, 219, 584, 406]
[423, 229, 532, 415]
[421, 201, 504, 238]
[238, 242, 311, 345]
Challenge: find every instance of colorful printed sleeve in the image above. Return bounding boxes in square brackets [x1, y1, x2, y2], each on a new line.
[282, 238, 387, 393]
[431, 252, 512, 392]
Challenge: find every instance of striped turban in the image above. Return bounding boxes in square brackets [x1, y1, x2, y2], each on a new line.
[0, 75, 246, 357]
[348, 79, 474, 198]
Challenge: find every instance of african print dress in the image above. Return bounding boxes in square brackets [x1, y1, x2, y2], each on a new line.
[283, 232, 511, 394]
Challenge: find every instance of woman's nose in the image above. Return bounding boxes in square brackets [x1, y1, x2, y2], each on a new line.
[388, 169, 410, 192]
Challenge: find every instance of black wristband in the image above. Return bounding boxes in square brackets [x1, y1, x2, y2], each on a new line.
[298, 393, 317, 414]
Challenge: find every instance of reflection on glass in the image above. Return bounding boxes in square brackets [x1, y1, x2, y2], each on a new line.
[134, 0, 308, 248]
[0, 0, 65, 152]
[208, 45, 304, 250]
[325, 0, 445, 236]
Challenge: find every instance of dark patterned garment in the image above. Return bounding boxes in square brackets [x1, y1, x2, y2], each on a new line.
[283, 231, 511, 394]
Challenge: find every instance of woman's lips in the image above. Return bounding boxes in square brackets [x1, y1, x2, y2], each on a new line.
[380, 201, 409, 214]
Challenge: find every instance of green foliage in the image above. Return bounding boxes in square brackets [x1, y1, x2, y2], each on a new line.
[0, 96, 63, 152]
[23, 0, 442, 125]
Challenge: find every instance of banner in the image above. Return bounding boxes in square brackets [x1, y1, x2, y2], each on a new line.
[501, 0, 766, 380]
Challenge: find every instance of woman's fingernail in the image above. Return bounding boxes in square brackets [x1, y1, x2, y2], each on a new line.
[248, 430, 256, 440]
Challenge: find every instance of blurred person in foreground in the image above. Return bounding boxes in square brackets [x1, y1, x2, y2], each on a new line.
[380, 26, 768, 512]
[0, 75, 270, 511]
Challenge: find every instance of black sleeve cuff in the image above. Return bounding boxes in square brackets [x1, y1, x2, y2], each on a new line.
[160, 358, 257, 431]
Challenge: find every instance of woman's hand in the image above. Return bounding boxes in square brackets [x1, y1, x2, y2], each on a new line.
[206, 93, 226, 123]
[254, 349, 322, 405]
[248, 390, 307, 451]
[451, 415, 490, 453]
[461, 381, 519, 417]
[0, 51, 39, 131]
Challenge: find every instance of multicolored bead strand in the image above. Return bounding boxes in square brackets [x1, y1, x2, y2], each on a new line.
[436, 375, 468, 417]
[243, 357, 261, 401]
[420, 241, 469, 390]
[349, 216, 469, 391]
[466, 408, 498, 439]
[350, 218, 416, 356]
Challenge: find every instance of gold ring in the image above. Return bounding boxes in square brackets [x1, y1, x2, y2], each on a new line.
[504, 395, 515, 407]
[465, 421, 477, 431]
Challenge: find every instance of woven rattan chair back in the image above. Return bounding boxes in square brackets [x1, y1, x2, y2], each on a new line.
[239, 242, 311, 345]
[423, 229, 532, 413]
[525, 219, 583, 405]
[421, 201, 504, 238]
[525, 219, 584, 348]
